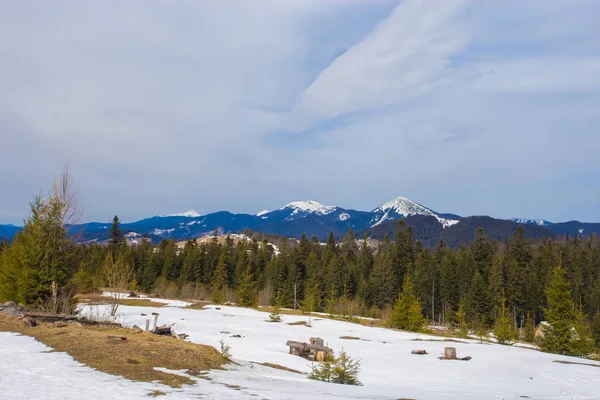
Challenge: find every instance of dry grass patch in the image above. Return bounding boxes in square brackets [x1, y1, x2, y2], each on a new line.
[185, 302, 211, 310]
[340, 336, 361, 340]
[76, 293, 166, 308]
[0, 314, 223, 388]
[287, 321, 311, 327]
[256, 362, 305, 375]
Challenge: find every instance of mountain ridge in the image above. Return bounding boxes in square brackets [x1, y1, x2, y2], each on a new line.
[1, 196, 598, 246]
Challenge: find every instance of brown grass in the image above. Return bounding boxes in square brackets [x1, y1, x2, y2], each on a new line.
[76, 293, 166, 308]
[257, 362, 305, 375]
[185, 302, 212, 310]
[0, 314, 223, 388]
[287, 321, 311, 327]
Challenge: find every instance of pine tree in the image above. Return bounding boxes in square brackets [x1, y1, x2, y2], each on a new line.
[568, 303, 594, 357]
[455, 298, 469, 338]
[494, 295, 518, 345]
[389, 275, 424, 332]
[235, 264, 257, 307]
[370, 250, 395, 309]
[109, 215, 122, 249]
[211, 253, 229, 304]
[540, 262, 576, 355]
[523, 312, 535, 343]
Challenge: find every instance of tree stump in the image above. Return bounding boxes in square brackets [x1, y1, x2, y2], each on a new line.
[444, 347, 457, 359]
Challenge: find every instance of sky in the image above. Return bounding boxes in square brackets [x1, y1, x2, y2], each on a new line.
[1, 0, 599, 225]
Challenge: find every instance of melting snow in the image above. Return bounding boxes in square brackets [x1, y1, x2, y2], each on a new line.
[256, 210, 270, 217]
[67, 301, 600, 400]
[339, 213, 351, 221]
[151, 228, 175, 236]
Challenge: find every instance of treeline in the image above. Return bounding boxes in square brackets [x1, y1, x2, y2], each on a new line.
[1, 173, 599, 355]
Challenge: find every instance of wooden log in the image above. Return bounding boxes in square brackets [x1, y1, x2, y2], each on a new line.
[412, 349, 428, 355]
[444, 347, 457, 360]
[108, 335, 127, 340]
[152, 325, 172, 336]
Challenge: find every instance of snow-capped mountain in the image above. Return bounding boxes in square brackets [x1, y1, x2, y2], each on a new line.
[370, 197, 459, 228]
[160, 210, 202, 218]
[509, 218, 552, 227]
[3, 196, 599, 245]
[281, 201, 336, 219]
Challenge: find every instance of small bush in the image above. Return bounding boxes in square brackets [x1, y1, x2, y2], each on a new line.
[268, 307, 282, 323]
[310, 349, 361, 386]
[219, 338, 231, 359]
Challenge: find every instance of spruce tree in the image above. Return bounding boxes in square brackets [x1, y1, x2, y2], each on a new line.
[389, 275, 424, 332]
[109, 215, 122, 248]
[235, 264, 257, 307]
[455, 298, 469, 338]
[211, 253, 229, 304]
[540, 262, 576, 355]
[568, 303, 594, 356]
[494, 295, 518, 345]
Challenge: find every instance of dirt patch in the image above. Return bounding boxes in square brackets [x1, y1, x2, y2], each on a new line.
[0, 314, 223, 388]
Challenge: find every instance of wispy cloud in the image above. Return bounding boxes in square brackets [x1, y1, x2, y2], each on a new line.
[282, 0, 471, 132]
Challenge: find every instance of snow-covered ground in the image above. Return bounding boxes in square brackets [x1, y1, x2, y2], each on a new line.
[2, 297, 600, 399]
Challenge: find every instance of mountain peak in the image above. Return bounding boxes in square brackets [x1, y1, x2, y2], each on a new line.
[373, 196, 435, 216]
[161, 210, 202, 218]
[282, 200, 336, 216]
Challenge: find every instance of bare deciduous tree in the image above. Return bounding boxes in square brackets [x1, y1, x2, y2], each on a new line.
[102, 253, 134, 316]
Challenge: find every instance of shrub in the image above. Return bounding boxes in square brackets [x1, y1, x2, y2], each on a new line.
[310, 349, 361, 386]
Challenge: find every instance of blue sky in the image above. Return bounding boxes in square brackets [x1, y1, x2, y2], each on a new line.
[1, 0, 599, 225]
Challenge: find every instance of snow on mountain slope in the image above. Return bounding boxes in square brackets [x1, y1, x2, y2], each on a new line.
[371, 197, 459, 228]
[282, 200, 336, 216]
[160, 210, 202, 218]
[510, 218, 553, 226]
[256, 210, 270, 217]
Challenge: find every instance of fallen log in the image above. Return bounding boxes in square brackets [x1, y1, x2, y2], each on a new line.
[412, 349, 427, 355]
[153, 325, 173, 336]
[553, 360, 600, 368]
[108, 335, 127, 341]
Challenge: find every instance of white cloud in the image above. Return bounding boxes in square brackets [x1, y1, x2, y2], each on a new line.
[282, 0, 470, 132]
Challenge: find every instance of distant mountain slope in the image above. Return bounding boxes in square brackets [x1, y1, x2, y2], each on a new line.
[365, 215, 558, 248]
[1, 196, 598, 246]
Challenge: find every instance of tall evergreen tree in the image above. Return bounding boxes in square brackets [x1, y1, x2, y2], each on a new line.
[540, 262, 576, 355]
[211, 253, 229, 304]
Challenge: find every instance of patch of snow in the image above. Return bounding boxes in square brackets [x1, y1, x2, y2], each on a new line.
[256, 210, 270, 217]
[510, 218, 552, 226]
[151, 228, 175, 236]
[579, 229, 584, 234]
[0, 332, 163, 399]
[75, 302, 600, 400]
[339, 213, 351, 221]
[282, 200, 336, 217]
[160, 210, 202, 218]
